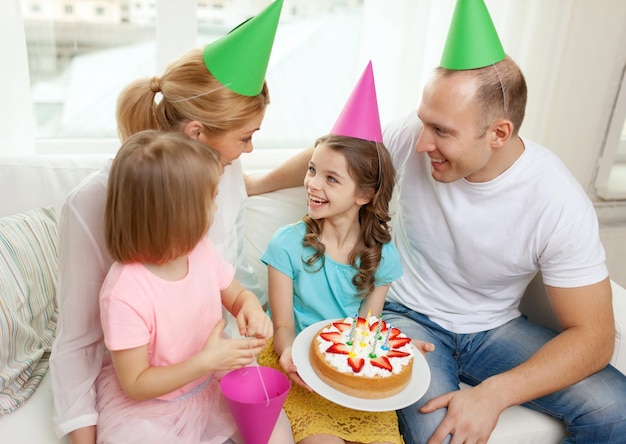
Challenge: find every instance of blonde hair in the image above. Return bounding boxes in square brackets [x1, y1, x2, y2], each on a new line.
[105, 130, 222, 264]
[302, 134, 396, 297]
[116, 47, 270, 142]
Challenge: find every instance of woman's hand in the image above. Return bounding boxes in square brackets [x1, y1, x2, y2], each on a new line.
[278, 345, 311, 391]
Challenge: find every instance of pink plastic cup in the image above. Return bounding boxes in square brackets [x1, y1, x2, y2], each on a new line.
[220, 366, 290, 444]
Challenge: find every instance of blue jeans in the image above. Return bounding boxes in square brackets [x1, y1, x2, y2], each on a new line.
[383, 301, 626, 444]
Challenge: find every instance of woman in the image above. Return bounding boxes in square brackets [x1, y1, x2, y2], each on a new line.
[49, 2, 291, 443]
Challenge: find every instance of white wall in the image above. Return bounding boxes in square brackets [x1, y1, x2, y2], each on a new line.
[493, 1, 626, 287]
[522, 2, 626, 196]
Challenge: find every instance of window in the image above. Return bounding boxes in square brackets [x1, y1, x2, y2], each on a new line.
[617, 120, 626, 163]
[21, 0, 365, 154]
[594, 62, 626, 201]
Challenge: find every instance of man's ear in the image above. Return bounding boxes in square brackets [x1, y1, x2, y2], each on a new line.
[182, 120, 204, 140]
[491, 118, 513, 148]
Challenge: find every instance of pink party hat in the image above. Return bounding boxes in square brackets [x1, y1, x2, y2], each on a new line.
[330, 61, 383, 143]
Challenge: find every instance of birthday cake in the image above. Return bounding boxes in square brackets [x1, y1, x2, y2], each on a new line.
[309, 315, 414, 399]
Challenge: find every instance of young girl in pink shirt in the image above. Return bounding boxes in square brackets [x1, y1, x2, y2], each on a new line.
[96, 130, 292, 443]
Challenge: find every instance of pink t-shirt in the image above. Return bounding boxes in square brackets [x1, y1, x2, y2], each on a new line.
[100, 237, 234, 400]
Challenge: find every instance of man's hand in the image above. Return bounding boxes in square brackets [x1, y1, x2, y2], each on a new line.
[412, 338, 435, 356]
[421, 384, 503, 444]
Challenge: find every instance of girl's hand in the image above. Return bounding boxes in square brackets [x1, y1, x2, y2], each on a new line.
[236, 300, 273, 340]
[278, 346, 311, 391]
[198, 320, 267, 372]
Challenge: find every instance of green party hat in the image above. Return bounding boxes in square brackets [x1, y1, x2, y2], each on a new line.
[203, 0, 283, 96]
[440, 0, 505, 70]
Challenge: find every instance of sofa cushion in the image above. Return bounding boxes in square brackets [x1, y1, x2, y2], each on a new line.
[0, 207, 58, 414]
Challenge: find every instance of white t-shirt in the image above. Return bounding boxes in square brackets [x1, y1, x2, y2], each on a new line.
[384, 112, 608, 334]
[50, 158, 262, 437]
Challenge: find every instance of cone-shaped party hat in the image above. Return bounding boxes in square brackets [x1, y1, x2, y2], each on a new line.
[440, 0, 505, 70]
[203, 0, 283, 96]
[330, 61, 383, 143]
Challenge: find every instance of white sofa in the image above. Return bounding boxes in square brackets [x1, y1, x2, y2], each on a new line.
[0, 153, 624, 444]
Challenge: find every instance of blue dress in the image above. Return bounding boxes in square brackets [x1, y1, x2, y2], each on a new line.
[261, 220, 403, 334]
[258, 220, 405, 443]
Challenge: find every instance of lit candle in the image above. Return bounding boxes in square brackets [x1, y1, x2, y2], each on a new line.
[349, 339, 358, 357]
[381, 324, 392, 351]
[370, 330, 379, 356]
[347, 312, 358, 345]
[374, 314, 383, 338]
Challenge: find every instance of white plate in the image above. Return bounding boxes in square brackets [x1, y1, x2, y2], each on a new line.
[292, 319, 431, 412]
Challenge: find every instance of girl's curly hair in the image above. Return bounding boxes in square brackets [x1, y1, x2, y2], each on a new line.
[302, 134, 396, 297]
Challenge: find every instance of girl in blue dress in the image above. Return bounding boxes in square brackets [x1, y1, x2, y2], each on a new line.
[258, 63, 406, 444]
[259, 63, 406, 444]
[258, 130, 403, 443]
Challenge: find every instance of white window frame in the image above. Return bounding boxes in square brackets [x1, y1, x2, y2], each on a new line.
[619, 122, 626, 162]
[594, 61, 626, 201]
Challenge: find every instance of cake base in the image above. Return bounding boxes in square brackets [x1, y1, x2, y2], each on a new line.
[309, 326, 414, 399]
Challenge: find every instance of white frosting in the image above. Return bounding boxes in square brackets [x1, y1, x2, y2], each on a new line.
[315, 316, 414, 377]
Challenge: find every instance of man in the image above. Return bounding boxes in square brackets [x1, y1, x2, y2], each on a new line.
[381, 2, 626, 439]
[248, 0, 626, 442]
[381, 55, 625, 443]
